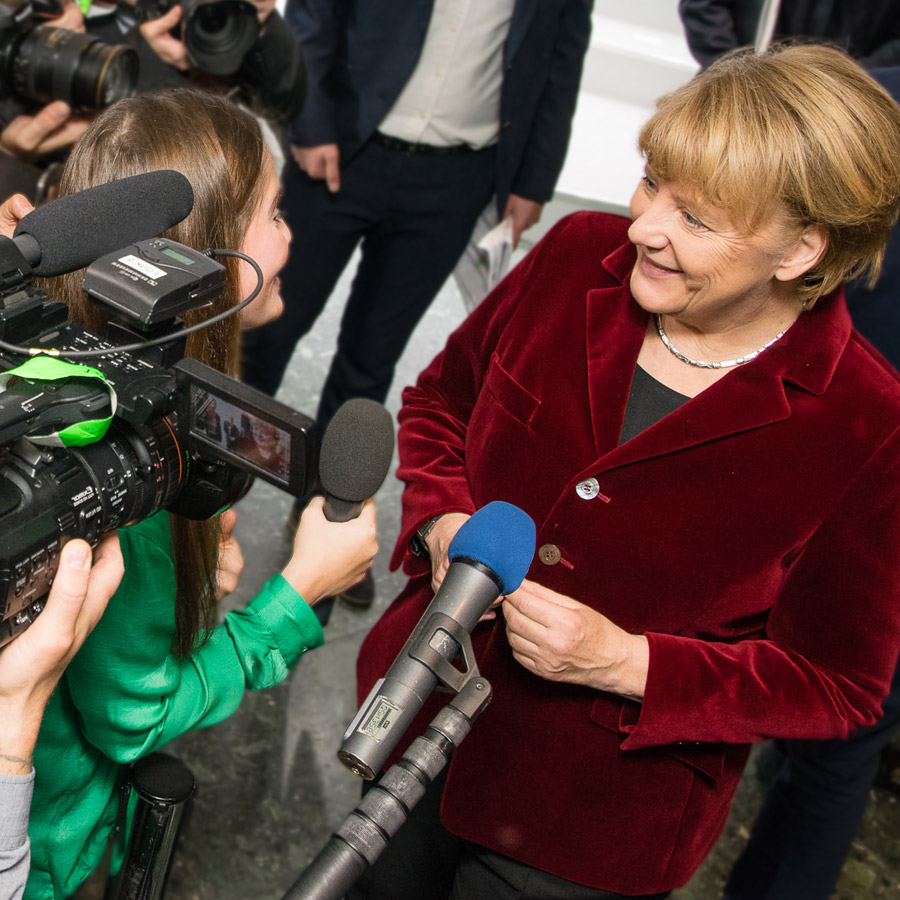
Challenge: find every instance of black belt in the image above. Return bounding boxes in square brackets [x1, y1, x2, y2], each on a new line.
[371, 131, 475, 156]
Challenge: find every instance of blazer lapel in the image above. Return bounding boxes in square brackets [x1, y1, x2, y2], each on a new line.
[505, 0, 540, 66]
[584, 239, 853, 474]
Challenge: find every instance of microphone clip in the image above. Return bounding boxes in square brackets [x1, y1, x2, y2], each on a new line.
[407, 610, 486, 696]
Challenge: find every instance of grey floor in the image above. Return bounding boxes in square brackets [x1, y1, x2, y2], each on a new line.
[91, 255, 900, 900]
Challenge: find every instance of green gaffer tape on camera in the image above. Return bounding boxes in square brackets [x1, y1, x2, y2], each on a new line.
[78, 0, 92, 13]
[0, 356, 117, 447]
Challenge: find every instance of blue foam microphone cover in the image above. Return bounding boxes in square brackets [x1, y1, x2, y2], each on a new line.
[448, 500, 536, 594]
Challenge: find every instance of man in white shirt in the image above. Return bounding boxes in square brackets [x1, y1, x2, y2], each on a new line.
[242, 0, 592, 542]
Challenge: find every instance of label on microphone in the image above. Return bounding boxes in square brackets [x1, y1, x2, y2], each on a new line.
[359, 696, 402, 741]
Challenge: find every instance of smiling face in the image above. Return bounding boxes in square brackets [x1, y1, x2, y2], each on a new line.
[627, 170, 812, 332]
[238, 152, 292, 330]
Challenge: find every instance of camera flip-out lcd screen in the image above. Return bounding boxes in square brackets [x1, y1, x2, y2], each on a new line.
[176, 357, 317, 498]
[191, 387, 292, 486]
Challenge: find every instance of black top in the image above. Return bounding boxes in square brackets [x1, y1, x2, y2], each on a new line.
[619, 365, 690, 445]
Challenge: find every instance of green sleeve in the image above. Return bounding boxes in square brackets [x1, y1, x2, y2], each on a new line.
[63, 515, 324, 763]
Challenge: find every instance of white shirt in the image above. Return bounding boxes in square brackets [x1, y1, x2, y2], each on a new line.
[379, 0, 516, 148]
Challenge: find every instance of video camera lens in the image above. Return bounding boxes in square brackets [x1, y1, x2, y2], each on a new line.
[181, 0, 258, 76]
[12, 27, 138, 111]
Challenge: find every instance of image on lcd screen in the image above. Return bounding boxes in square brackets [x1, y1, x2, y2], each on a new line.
[191, 387, 291, 485]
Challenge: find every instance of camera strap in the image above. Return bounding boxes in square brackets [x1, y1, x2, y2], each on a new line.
[0, 356, 116, 447]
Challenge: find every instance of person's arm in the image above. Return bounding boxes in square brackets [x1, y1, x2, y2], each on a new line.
[63, 501, 376, 763]
[283, 0, 343, 147]
[0, 536, 122, 900]
[505, 0, 592, 214]
[0, 775, 34, 900]
[677, 0, 742, 68]
[390, 219, 583, 587]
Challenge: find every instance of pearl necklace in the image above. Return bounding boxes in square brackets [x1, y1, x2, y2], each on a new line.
[655, 315, 787, 370]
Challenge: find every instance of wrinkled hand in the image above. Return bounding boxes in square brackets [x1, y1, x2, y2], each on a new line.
[503, 579, 649, 700]
[0, 101, 92, 162]
[141, 6, 190, 71]
[0, 194, 33, 238]
[424, 513, 502, 622]
[216, 509, 244, 599]
[503, 194, 543, 249]
[0, 535, 123, 773]
[282, 496, 378, 605]
[245, 0, 274, 24]
[292, 144, 340, 193]
[423, 513, 469, 594]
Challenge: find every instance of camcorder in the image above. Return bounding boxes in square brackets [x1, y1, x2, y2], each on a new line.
[0, 0, 137, 121]
[0, 171, 318, 648]
[132, 0, 258, 75]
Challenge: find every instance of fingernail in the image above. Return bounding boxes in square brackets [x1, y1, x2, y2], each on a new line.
[63, 541, 90, 570]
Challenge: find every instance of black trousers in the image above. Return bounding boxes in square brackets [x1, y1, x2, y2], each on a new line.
[348, 771, 670, 900]
[241, 139, 497, 425]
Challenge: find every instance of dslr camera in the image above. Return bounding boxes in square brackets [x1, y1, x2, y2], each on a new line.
[0, 0, 137, 119]
[0, 172, 318, 648]
[131, 0, 258, 75]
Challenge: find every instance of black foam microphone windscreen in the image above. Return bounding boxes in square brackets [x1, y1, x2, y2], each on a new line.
[319, 399, 395, 522]
[13, 170, 195, 277]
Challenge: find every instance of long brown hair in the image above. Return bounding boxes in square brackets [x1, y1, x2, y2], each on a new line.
[41, 89, 267, 655]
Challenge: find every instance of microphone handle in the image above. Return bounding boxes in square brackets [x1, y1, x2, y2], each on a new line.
[338, 560, 500, 778]
[322, 494, 364, 522]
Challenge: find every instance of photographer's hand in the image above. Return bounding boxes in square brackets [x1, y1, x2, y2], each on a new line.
[0, 101, 92, 163]
[0, 194, 33, 238]
[0, 535, 123, 774]
[141, 6, 190, 71]
[281, 496, 377, 606]
[44, 0, 86, 33]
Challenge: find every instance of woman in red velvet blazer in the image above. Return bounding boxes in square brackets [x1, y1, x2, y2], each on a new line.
[355, 45, 900, 900]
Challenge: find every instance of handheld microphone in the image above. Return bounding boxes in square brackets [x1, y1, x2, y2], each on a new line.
[11, 170, 195, 277]
[319, 398, 394, 522]
[338, 501, 536, 779]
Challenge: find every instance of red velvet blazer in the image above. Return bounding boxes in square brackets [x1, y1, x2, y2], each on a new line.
[357, 212, 900, 894]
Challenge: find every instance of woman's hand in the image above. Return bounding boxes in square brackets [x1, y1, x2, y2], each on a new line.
[423, 512, 470, 594]
[503, 580, 649, 701]
[281, 496, 378, 606]
[216, 509, 244, 599]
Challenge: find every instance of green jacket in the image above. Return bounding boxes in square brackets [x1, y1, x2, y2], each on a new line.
[25, 512, 324, 900]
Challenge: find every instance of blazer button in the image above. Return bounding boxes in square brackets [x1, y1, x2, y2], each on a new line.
[538, 543, 561, 565]
[576, 478, 600, 500]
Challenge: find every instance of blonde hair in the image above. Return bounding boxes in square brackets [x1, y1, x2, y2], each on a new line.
[42, 89, 267, 655]
[640, 44, 900, 305]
